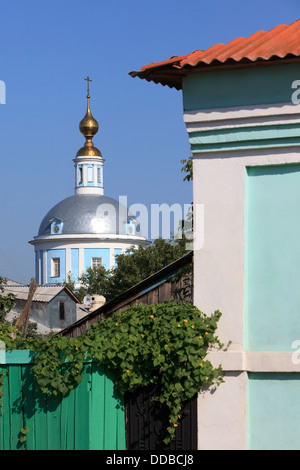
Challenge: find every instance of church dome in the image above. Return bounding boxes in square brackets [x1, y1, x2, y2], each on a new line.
[30, 78, 149, 288]
[38, 194, 131, 236]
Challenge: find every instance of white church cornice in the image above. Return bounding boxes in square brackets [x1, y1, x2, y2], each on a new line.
[29, 233, 149, 245]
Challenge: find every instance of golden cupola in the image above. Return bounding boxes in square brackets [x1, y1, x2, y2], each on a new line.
[76, 76, 102, 157]
[74, 77, 104, 196]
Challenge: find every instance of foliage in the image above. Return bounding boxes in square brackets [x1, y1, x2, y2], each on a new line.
[0, 301, 224, 443]
[0, 277, 15, 323]
[19, 426, 29, 446]
[181, 156, 193, 182]
[77, 266, 110, 302]
[0, 322, 46, 351]
[85, 302, 224, 443]
[106, 238, 188, 301]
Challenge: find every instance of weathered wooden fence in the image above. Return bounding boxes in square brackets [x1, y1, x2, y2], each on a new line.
[0, 350, 126, 450]
[125, 383, 197, 450]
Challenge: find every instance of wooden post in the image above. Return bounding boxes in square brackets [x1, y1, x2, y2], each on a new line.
[15, 278, 38, 335]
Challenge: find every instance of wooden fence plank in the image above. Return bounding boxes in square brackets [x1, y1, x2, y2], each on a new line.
[46, 394, 62, 450]
[89, 363, 105, 450]
[60, 386, 76, 450]
[74, 363, 90, 450]
[8, 365, 24, 450]
[103, 371, 126, 450]
[21, 364, 37, 450]
[0, 366, 9, 450]
[32, 378, 48, 450]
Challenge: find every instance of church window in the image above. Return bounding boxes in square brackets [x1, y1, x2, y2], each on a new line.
[97, 166, 101, 184]
[91, 257, 102, 269]
[59, 301, 66, 320]
[51, 258, 60, 278]
[87, 166, 93, 183]
[78, 166, 83, 185]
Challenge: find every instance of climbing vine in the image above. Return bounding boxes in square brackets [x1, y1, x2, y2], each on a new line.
[0, 301, 224, 442]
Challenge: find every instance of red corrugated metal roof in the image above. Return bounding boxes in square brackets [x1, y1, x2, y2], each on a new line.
[130, 19, 300, 89]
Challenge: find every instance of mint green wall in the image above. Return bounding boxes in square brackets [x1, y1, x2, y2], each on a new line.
[245, 164, 300, 351]
[189, 122, 300, 153]
[247, 373, 300, 450]
[182, 63, 299, 111]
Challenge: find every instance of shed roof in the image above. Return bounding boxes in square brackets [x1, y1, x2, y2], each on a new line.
[3, 285, 80, 304]
[129, 19, 300, 89]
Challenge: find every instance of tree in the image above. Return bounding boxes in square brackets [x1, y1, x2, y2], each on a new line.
[181, 156, 193, 182]
[0, 277, 15, 323]
[74, 237, 189, 303]
[106, 237, 187, 300]
[76, 266, 110, 302]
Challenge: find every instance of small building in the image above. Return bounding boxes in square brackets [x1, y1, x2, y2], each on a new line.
[4, 284, 83, 334]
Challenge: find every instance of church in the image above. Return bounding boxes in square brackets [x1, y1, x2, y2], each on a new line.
[29, 78, 149, 288]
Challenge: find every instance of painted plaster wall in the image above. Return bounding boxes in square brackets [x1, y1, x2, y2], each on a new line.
[84, 247, 110, 272]
[247, 373, 300, 450]
[245, 163, 300, 352]
[71, 248, 79, 280]
[47, 291, 77, 330]
[182, 62, 299, 111]
[46, 248, 66, 283]
[193, 148, 300, 449]
[35, 241, 142, 284]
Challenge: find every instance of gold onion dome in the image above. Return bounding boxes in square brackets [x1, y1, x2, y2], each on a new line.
[76, 76, 102, 157]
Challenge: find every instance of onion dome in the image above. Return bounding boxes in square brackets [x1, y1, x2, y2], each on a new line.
[76, 76, 102, 157]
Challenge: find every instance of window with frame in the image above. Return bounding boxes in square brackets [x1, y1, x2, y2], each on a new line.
[78, 166, 83, 185]
[87, 166, 93, 183]
[58, 301, 66, 320]
[91, 257, 102, 269]
[51, 258, 60, 278]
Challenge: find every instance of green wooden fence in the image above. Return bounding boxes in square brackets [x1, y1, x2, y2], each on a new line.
[0, 350, 126, 450]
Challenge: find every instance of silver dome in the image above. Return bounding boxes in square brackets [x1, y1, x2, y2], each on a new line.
[38, 194, 132, 236]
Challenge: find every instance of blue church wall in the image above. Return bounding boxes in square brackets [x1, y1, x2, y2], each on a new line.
[39, 250, 43, 285]
[84, 248, 110, 272]
[114, 248, 122, 267]
[97, 165, 102, 187]
[46, 249, 66, 284]
[35, 252, 39, 284]
[71, 248, 79, 282]
[35, 251, 44, 285]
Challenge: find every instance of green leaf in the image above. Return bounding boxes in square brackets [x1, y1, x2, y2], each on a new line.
[20, 426, 29, 435]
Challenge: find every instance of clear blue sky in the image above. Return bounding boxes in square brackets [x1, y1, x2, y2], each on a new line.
[1, 0, 300, 283]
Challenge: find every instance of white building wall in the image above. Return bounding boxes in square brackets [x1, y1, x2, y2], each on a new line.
[193, 146, 300, 449]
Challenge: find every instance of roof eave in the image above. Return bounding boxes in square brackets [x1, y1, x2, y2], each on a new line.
[129, 54, 300, 90]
